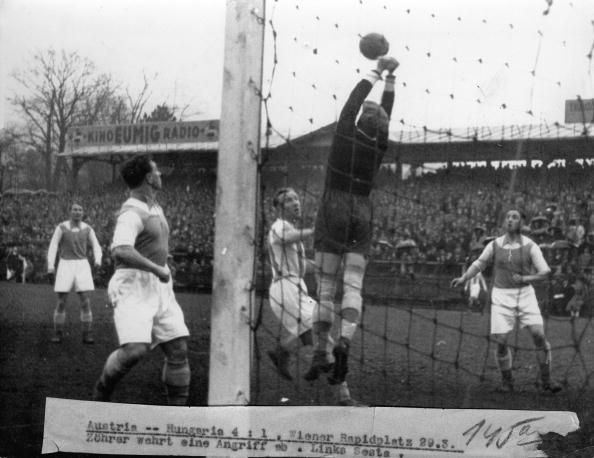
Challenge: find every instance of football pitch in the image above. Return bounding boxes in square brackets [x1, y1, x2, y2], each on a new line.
[1, 281, 593, 456]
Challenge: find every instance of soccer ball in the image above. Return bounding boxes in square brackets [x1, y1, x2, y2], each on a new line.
[359, 33, 390, 60]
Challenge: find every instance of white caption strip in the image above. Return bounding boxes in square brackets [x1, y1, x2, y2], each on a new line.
[42, 398, 578, 457]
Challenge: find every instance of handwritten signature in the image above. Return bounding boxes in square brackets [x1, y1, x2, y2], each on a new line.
[462, 416, 545, 449]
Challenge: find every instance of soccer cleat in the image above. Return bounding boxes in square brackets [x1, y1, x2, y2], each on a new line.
[268, 349, 293, 381]
[82, 331, 95, 344]
[304, 350, 333, 381]
[328, 338, 350, 385]
[541, 380, 562, 394]
[92, 380, 111, 402]
[51, 331, 63, 344]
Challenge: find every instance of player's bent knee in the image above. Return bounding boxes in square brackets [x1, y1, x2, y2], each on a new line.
[343, 258, 365, 306]
[121, 343, 150, 364]
[491, 334, 508, 353]
[496, 344, 508, 357]
[317, 275, 338, 324]
[342, 270, 363, 316]
[162, 337, 188, 361]
[56, 297, 67, 311]
[533, 334, 547, 350]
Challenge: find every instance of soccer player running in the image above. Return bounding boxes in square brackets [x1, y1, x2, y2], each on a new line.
[47, 203, 102, 344]
[451, 209, 562, 393]
[307, 55, 399, 405]
[267, 187, 334, 381]
[93, 156, 191, 405]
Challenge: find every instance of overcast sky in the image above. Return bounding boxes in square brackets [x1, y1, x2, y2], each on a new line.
[1, 0, 593, 137]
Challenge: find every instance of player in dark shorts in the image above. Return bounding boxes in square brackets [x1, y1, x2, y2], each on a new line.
[306, 55, 399, 405]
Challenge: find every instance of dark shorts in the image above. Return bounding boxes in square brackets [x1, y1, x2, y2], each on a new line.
[314, 188, 372, 255]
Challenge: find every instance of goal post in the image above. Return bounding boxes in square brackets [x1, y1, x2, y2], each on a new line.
[208, 0, 266, 406]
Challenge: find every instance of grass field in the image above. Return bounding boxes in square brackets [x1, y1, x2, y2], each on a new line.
[1, 281, 594, 456]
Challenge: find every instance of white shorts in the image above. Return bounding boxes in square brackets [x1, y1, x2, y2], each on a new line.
[490, 286, 543, 334]
[268, 278, 315, 337]
[54, 259, 94, 292]
[108, 269, 189, 347]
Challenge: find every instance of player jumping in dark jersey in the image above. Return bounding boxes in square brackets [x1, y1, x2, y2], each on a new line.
[307, 56, 399, 405]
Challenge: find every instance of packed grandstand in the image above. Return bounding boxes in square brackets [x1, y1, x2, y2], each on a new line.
[2, 160, 593, 317]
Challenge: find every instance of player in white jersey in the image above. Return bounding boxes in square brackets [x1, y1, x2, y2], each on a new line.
[93, 155, 190, 405]
[267, 188, 316, 379]
[268, 188, 355, 404]
[47, 203, 102, 344]
[452, 209, 561, 393]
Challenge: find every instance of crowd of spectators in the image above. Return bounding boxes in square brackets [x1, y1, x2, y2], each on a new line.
[264, 161, 594, 268]
[0, 173, 216, 290]
[2, 160, 594, 314]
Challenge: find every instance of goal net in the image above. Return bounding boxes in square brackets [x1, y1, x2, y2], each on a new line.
[247, 0, 594, 411]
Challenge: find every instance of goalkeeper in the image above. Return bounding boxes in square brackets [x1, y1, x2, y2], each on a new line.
[308, 55, 399, 405]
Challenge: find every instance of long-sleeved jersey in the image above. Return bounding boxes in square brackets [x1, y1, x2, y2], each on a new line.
[324, 73, 395, 197]
[472, 235, 549, 289]
[268, 218, 305, 281]
[47, 221, 102, 270]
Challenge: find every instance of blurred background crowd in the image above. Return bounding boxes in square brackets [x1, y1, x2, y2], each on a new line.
[2, 161, 593, 315]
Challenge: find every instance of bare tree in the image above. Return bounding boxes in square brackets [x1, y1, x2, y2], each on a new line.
[127, 73, 153, 124]
[77, 72, 156, 125]
[0, 126, 21, 191]
[9, 49, 112, 190]
[75, 76, 122, 125]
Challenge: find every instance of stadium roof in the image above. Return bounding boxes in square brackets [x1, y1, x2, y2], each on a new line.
[391, 123, 590, 144]
[270, 122, 594, 164]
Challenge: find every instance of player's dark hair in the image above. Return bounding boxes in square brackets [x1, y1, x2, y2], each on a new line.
[273, 187, 295, 209]
[121, 155, 152, 189]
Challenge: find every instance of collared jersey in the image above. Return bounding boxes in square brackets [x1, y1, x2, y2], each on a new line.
[475, 234, 549, 289]
[47, 220, 102, 270]
[268, 218, 305, 281]
[112, 197, 169, 270]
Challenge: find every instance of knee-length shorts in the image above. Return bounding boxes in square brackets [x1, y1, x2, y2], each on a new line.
[268, 277, 315, 337]
[108, 269, 189, 348]
[54, 259, 94, 292]
[490, 285, 544, 334]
